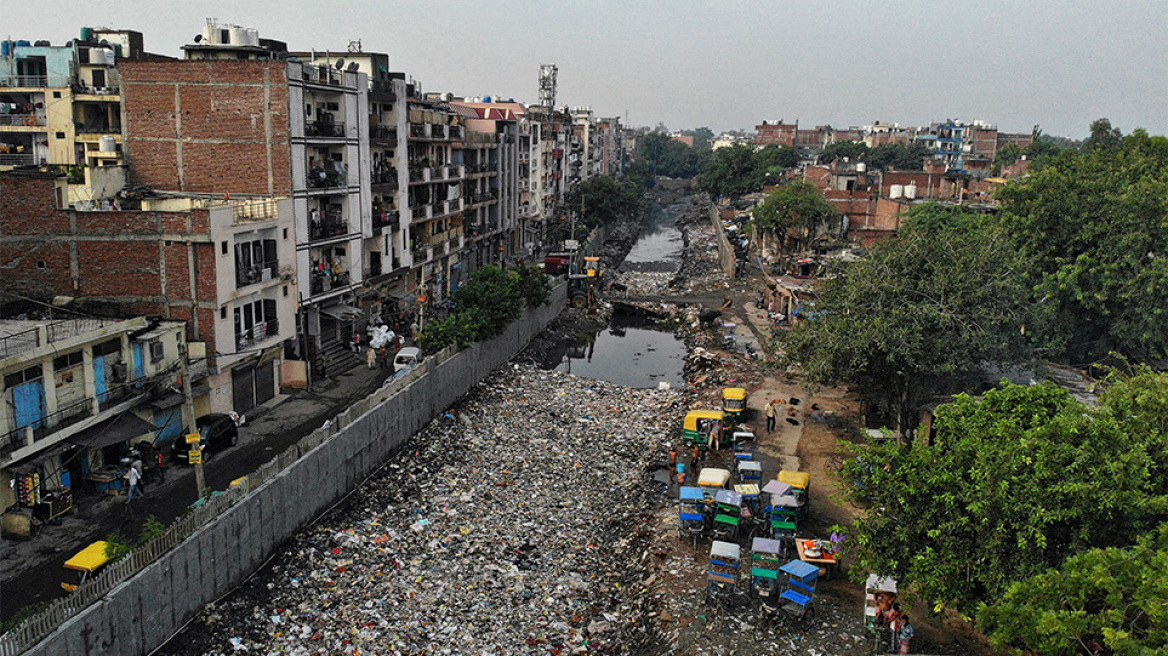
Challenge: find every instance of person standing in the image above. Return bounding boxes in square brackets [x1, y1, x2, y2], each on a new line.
[765, 400, 776, 433]
[125, 466, 143, 503]
[366, 346, 377, 370]
[155, 449, 166, 483]
[898, 615, 914, 654]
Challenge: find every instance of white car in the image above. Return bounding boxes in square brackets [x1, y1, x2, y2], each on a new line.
[393, 347, 421, 373]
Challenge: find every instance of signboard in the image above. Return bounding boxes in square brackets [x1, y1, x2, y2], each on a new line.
[185, 433, 201, 445]
[188, 448, 203, 464]
[564, 239, 579, 251]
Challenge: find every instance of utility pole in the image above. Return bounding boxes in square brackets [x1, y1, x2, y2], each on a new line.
[178, 341, 204, 499]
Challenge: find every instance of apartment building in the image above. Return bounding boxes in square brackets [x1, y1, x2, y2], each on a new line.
[0, 315, 186, 522]
[0, 169, 298, 416]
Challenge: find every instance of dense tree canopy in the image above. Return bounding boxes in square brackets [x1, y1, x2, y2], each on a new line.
[545, 174, 646, 245]
[751, 182, 839, 251]
[696, 144, 798, 198]
[780, 204, 1034, 430]
[839, 368, 1168, 655]
[817, 141, 931, 170]
[639, 131, 707, 178]
[995, 129, 1168, 364]
[420, 265, 549, 353]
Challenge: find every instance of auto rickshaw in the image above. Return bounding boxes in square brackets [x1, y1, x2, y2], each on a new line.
[737, 459, 762, 485]
[698, 467, 732, 502]
[61, 540, 112, 592]
[713, 489, 747, 542]
[777, 470, 811, 521]
[722, 388, 748, 423]
[706, 540, 742, 607]
[750, 537, 784, 600]
[678, 486, 707, 548]
[682, 410, 724, 448]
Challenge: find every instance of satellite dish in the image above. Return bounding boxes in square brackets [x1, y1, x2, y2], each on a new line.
[346, 62, 359, 73]
[193, 34, 203, 43]
[334, 58, 345, 70]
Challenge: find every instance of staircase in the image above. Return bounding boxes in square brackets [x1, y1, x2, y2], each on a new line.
[316, 339, 363, 379]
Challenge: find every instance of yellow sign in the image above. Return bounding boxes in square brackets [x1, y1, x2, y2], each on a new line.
[188, 449, 203, 464]
[185, 433, 201, 445]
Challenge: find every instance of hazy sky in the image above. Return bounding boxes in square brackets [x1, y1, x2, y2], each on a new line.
[7, 0, 1165, 139]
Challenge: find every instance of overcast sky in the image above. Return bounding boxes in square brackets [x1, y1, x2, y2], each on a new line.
[7, 0, 1165, 139]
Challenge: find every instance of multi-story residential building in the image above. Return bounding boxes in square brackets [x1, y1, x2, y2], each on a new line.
[755, 121, 798, 147]
[118, 22, 369, 375]
[0, 314, 187, 522]
[0, 29, 153, 207]
[0, 169, 298, 416]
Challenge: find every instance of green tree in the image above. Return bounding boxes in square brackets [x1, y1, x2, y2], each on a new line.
[681, 126, 715, 150]
[515, 264, 551, 308]
[866, 142, 931, 170]
[995, 130, 1168, 363]
[104, 531, 132, 562]
[838, 377, 1168, 615]
[420, 266, 528, 353]
[696, 144, 799, 198]
[818, 140, 868, 164]
[979, 526, 1168, 656]
[751, 182, 839, 252]
[1085, 117, 1124, 151]
[640, 131, 702, 178]
[780, 204, 1034, 431]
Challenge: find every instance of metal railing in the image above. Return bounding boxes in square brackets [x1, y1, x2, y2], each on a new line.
[372, 210, 399, 230]
[0, 153, 36, 166]
[0, 114, 46, 127]
[232, 199, 281, 223]
[235, 260, 279, 288]
[74, 122, 119, 134]
[0, 75, 70, 88]
[310, 270, 350, 295]
[306, 169, 346, 189]
[236, 318, 280, 349]
[309, 220, 349, 241]
[369, 124, 397, 144]
[72, 85, 120, 96]
[304, 121, 345, 138]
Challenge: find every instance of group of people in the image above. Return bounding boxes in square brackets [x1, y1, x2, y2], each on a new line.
[873, 592, 915, 653]
[124, 446, 166, 504]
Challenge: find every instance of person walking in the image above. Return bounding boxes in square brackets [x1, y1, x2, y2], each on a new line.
[155, 449, 166, 483]
[125, 465, 143, 503]
[366, 346, 377, 370]
[765, 400, 776, 433]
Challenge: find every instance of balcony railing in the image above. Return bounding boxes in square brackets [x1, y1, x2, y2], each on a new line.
[409, 167, 427, 183]
[309, 220, 349, 241]
[73, 84, 120, 96]
[235, 259, 279, 288]
[236, 318, 280, 350]
[307, 169, 346, 190]
[372, 209, 399, 231]
[231, 199, 281, 224]
[301, 66, 345, 87]
[310, 270, 350, 295]
[75, 122, 119, 134]
[0, 75, 71, 88]
[371, 167, 398, 187]
[369, 79, 397, 99]
[0, 378, 148, 459]
[369, 124, 398, 145]
[0, 114, 46, 127]
[410, 123, 427, 139]
[304, 121, 345, 138]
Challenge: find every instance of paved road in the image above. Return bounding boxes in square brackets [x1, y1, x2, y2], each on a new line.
[0, 362, 395, 623]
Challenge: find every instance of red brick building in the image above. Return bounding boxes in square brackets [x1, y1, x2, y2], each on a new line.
[755, 121, 797, 147]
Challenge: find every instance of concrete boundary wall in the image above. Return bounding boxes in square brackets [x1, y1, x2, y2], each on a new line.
[21, 282, 567, 656]
[709, 200, 737, 279]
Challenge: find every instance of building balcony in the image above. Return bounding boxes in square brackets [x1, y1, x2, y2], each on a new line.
[409, 167, 428, 184]
[0, 75, 70, 88]
[409, 123, 427, 139]
[309, 219, 350, 242]
[301, 65, 347, 88]
[307, 169, 347, 190]
[371, 167, 399, 189]
[74, 121, 119, 134]
[235, 259, 280, 288]
[0, 381, 148, 459]
[231, 199, 281, 225]
[72, 84, 120, 98]
[310, 269, 350, 295]
[0, 114, 46, 127]
[304, 120, 346, 139]
[369, 79, 397, 100]
[236, 318, 280, 350]
[409, 203, 431, 222]
[412, 245, 433, 264]
[372, 209, 399, 232]
[0, 153, 36, 166]
[369, 124, 398, 146]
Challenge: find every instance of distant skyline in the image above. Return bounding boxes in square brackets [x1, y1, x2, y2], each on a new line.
[5, 0, 1165, 139]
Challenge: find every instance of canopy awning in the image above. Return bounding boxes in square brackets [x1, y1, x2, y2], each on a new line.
[66, 413, 157, 450]
[6, 442, 72, 475]
[319, 304, 362, 320]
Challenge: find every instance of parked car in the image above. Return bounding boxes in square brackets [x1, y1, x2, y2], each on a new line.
[394, 347, 422, 374]
[172, 413, 240, 463]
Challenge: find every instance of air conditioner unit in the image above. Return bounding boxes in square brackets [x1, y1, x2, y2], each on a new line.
[150, 341, 165, 362]
[111, 362, 128, 382]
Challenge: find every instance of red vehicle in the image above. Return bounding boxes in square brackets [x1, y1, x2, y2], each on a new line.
[543, 252, 572, 276]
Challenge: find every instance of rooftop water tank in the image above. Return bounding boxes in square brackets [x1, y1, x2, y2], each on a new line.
[905, 184, 917, 199]
[15, 40, 32, 47]
[80, 27, 94, 41]
[34, 40, 51, 47]
[0, 42, 10, 57]
[856, 162, 866, 173]
[245, 28, 260, 47]
[90, 47, 108, 65]
[890, 184, 904, 199]
[99, 136, 117, 152]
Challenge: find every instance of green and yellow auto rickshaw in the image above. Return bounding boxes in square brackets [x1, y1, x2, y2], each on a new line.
[722, 388, 748, 423]
[683, 409, 724, 447]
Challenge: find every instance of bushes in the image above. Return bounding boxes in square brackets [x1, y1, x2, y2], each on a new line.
[420, 265, 550, 354]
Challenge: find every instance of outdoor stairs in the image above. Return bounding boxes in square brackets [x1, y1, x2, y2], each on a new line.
[318, 339, 363, 378]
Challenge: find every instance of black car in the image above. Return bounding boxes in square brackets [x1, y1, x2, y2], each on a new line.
[171, 414, 239, 463]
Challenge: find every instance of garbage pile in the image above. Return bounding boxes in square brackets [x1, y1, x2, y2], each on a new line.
[166, 366, 688, 656]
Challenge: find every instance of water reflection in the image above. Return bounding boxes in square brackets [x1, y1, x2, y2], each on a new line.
[549, 316, 687, 389]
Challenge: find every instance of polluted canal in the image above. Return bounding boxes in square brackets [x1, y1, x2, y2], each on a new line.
[158, 195, 879, 656]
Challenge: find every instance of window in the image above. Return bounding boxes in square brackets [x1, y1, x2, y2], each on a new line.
[235, 239, 278, 287]
[4, 365, 42, 388]
[36, 261, 46, 269]
[221, 307, 228, 319]
[53, 91, 61, 99]
[283, 285, 288, 297]
[55, 132, 65, 139]
[221, 241, 229, 255]
[234, 298, 278, 344]
[282, 228, 288, 240]
[93, 338, 122, 357]
[52, 351, 84, 370]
